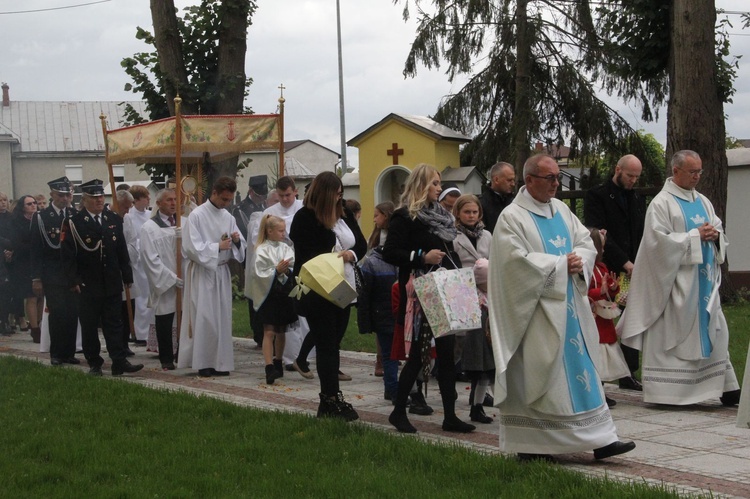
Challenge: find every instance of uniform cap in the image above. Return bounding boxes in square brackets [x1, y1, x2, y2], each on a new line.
[80, 179, 104, 197]
[48, 176, 71, 193]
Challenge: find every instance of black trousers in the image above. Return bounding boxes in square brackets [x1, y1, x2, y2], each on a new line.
[299, 293, 351, 397]
[121, 298, 135, 344]
[395, 330, 457, 419]
[621, 343, 640, 375]
[46, 284, 79, 360]
[79, 292, 127, 368]
[155, 312, 175, 364]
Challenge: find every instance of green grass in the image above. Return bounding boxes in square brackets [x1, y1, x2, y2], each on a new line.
[0, 356, 682, 498]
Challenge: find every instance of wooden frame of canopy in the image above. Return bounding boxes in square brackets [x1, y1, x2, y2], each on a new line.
[99, 96, 285, 340]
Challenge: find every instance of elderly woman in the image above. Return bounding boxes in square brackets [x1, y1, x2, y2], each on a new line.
[289, 171, 367, 421]
[383, 163, 475, 434]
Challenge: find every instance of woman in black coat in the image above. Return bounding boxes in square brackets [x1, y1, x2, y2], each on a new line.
[8, 195, 42, 341]
[383, 163, 475, 434]
[289, 172, 367, 421]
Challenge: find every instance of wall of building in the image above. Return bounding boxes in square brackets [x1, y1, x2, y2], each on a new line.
[727, 163, 750, 286]
[0, 141, 14, 196]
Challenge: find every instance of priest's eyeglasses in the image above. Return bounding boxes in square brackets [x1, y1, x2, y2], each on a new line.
[528, 173, 563, 183]
[677, 167, 703, 177]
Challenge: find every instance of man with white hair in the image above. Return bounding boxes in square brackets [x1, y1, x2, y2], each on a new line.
[488, 154, 634, 461]
[480, 161, 515, 233]
[617, 150, 741, 407]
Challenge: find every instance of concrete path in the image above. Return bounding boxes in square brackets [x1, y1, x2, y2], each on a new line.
[2, 331, 749, 498]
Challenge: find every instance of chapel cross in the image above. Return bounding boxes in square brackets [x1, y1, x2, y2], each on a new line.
[386, 143, 404, 165]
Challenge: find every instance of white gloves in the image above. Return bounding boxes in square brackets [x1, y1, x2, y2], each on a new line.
[175, 278, 184, 289]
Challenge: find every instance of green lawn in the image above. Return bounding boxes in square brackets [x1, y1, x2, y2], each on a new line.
[0, 356, 681, 498]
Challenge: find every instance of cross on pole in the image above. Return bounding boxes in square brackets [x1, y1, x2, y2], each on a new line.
[386, 142, 404, 165]
[278, 83, 286, 99]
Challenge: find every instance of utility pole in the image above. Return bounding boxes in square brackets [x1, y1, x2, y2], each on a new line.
[336, 0, 347, 175]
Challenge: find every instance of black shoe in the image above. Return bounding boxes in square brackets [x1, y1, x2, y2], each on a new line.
[213, 370, 230, 377]
[317, 392, 358, 422]
[384, 390, 392, 401]
[88, 366, 103, 376]
[389, 411, 417, 433]
[134, 339, 147, 346]
[482, 393, 494, 407]
[198, 368, 213, 377]
[470, 404, 493, 424]
[285, 363, 295, 372]
[593, 440, 636, 460]
[51, 358, 64, 366]
[618, 376, 642, 391]
[161, 362, 176, 371]
[124, 348, 136, 357]
[518, 453, 557, 463]
[273, 359, 284, 378]
[112, 360, 144, 376]
[442, 416, 476, 433]
[62, 357, 81, 365]
[721, 389, 741, 407]
[265, 364, 281, 385]
[409, 390, 434, 416]
[605, 396, 617, 408]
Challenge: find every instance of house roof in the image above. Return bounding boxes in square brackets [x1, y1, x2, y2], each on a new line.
[347, 113, 471, 146]
[727, 147, 750, 167]
[284, 156, 316, 178]
[0, 100, 148, 153]
[103, 180, 157, 195]
[440, 166, 480, 182]
[284, 139, 339, 156]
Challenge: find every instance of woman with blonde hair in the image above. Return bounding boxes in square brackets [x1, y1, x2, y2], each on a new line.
[383, 163, 475, 434]
[289, 171, 367, 421]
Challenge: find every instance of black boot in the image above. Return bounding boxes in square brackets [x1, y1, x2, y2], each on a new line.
[317, 392, 358, 422]
[470, 404, 493, 424]
[409, 389, 434, 416]
[388, 409, 417, 433]
[265, 364, 281, 385]
[273, 358, 284, 378]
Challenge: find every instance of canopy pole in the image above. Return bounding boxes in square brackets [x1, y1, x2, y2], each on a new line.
[278, 84, 285, 177]
[100, 113, 135, 341]
[174, 96, 184, 340]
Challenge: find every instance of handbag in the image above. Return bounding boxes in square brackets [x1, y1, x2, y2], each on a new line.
[290, 253, 357, 308]
[352, 260, 364, 294]
[412, 266, 482, 337]
[592, 267, 621, 319]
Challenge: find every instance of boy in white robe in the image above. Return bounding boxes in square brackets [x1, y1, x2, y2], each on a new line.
[123, 186, 155, 344]
[617, 150, 740, 406]
[178, 177, 246, 376]
[488, 154, 634, 461]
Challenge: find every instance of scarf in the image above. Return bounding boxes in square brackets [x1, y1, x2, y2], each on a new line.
[456, 221, 485, 240]
[415, 202, 457, 242]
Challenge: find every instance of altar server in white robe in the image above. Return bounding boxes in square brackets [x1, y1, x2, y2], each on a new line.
[245, 176, 307, 367]
[123, 185, 155, 343]
[617, 150, 740, 407]
[488, 154, 635, 461]
[140, 188, 182, 371]
[179, 177, 246, 376]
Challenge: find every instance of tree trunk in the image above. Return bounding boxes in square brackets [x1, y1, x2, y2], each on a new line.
[150, 0, 196, 115]
[511, 0, 532, 177]
[215, 1, 250, 115]
[667, 0, 734, 299]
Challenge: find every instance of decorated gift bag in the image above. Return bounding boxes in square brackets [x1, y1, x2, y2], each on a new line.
[290, 252, 357, 309]
[412, 267, 481, 337]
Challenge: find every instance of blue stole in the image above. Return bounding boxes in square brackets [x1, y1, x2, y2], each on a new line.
[531, 211, 602, 413]
[673, 195, 714, 357]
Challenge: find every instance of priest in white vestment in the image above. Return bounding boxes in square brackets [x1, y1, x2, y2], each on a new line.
[617, 150, 740, 407]
[178, 177, 246, 376]
[140, 188, 182, 370]
[123, 186, 155, 343]
[488, 154, 634, 460]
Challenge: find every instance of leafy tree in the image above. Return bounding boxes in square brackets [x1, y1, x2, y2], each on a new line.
[121, 0, 257, 183]
[393, 0, 641, 176]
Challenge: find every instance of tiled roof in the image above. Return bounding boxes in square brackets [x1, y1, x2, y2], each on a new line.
[0, 100, 147, 153]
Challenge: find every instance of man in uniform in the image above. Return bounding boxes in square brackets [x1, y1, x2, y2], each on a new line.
[30, 177, 80, 365]
[584, 154, 647, 391]
[62, 179, 143, 376]
[140, 189, 182, 371]
[480, 161, 516, 233]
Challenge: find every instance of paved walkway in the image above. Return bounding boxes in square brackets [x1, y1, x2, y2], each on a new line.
[2, 332, 749, 498]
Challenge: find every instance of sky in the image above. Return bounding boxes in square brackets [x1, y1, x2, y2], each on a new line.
[1, 0, 749, 169]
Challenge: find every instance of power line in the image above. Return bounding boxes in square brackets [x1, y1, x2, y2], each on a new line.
[0, 0, 110, 15]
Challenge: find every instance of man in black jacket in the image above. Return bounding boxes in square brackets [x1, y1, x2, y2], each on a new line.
[30, 177, 80, 365]
[62, 179, 143, 376]
[480, 162, 515, 233]
[584, 154, 646, 391]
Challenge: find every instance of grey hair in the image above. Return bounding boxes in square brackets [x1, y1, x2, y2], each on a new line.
[115, 190, 134, 203]
[670, 150, 700, 169]
[523, 154, 556, 177]
[489, 161, 513, 180]
[155, 188, 176, 202]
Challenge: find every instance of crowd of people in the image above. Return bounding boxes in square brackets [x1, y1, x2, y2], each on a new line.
[0, 148, 743, 462]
